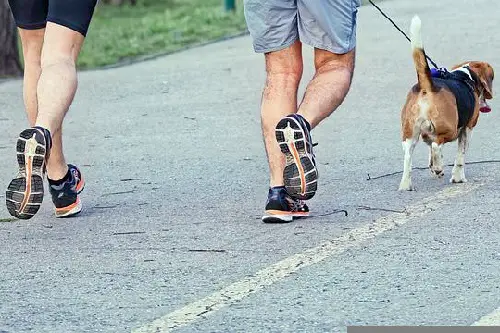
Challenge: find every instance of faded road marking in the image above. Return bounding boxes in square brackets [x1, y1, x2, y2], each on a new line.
[133, 183, 482, 333]
[472, 307, 500, 326]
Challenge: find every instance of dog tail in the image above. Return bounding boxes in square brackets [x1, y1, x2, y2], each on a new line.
[410, 15, 433, 92]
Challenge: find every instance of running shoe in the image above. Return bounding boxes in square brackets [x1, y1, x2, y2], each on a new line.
[262, 186, 309, 223]
[49, 164, 85, 218]
[6, 127, 51, 219]
[275, 114, 318, 200]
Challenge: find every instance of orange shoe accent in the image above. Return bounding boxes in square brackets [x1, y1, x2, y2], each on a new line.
[18, 156, 33, 214]
[265, 210, 294, 216]
[76, 174, 85, 192]
[55, 198, 79, 214]
[265, 210, 309, 217]
[288, 142, 306, 196]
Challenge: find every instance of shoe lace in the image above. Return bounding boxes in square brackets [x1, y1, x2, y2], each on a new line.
[290, 198, 306, 211]
[310, 142, 318, 160]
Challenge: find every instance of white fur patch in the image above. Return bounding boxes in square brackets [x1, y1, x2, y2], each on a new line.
[430, 142, 444, 178]
[399, 139, 415, 191]
[410, 16, 423, 49]
[451, 128, 471, 183]
[451, 65, 473, 81]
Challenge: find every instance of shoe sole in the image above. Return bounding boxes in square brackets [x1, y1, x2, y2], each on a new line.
[275, 117, 318, 200]
[6, 129, 47, 220]
[262, 210, 309, 223]
[55, 197, 82, 218]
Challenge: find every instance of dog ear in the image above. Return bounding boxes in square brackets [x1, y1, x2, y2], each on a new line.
[469, 62, 494, 99]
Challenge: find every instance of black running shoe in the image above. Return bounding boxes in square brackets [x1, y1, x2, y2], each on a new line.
[262, 186, 309, 223]
[6, 127, 51, 219]
[275, 114, 318, 200]
[49, 164, 85, 218]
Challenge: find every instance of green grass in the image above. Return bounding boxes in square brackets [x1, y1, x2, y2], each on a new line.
[78, 0, 246, 69]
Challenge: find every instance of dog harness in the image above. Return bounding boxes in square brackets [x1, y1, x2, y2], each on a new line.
[430, 67, 477, 128]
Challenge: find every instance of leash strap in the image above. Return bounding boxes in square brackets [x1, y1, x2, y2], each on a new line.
[368, 0, 439, 69]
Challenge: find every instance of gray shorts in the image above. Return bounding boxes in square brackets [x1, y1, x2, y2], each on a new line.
[244, 0, 361, 54]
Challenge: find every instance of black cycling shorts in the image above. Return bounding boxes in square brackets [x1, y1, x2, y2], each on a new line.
[8, 0, 98, 36]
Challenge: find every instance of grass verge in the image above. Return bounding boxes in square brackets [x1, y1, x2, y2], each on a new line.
[78, 0, 246, 69]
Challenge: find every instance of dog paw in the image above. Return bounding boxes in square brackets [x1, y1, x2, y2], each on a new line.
[430, 168, 444, 179]
[450, 177, 467, 184]
[398, 183, 414, 191]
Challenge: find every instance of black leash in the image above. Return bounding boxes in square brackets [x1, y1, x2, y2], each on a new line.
[368, 0, 439, 69]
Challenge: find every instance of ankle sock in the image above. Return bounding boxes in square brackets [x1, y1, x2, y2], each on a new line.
[48, 169, 71, 186]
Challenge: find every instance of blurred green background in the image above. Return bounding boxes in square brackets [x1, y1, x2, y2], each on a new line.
[78, 0, 246, 69]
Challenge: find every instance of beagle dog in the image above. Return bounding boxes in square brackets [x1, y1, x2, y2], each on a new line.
[399, 16, 494, 191]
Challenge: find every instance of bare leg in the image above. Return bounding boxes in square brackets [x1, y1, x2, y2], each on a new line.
[18, 24, 83, 181]
[6, 23, 84, 218]
[261, 41, 303, 187]
[18, 29, 67, 180]
[8, 19, 89, 219]
[272, 47, 355, 199]
[35, 22, 85, 180]
[18, 28, 44, 126]
[297, 48, 355, 128]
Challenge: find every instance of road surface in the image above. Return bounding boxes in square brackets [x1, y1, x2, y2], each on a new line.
[1, 0, 499, 332]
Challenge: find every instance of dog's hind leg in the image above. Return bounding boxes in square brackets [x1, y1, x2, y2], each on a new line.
[430, 142, 445, 178]
[428, 145, 433, 169]
[451, 128, 470, 183]
[399, 138, 418, 191]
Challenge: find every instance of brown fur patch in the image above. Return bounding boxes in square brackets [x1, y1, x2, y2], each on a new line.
[402, 61, 494, 144]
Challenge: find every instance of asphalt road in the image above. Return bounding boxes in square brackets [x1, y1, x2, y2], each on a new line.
[1, 0, 499, 332]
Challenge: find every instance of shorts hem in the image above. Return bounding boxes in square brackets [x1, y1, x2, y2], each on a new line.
[46, 17, 88, 36]
[299, 37, 356, 55]
[17, 22, 47, 30]
[253, 37, 299, 54]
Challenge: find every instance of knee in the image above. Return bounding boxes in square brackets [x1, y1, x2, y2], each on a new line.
[19, 30, 45, 66]
[314, 48, 355, 77]
[264, 49, 303, 84]
[313, 54, 355, 101]
[40, 42, 77, 70]
[40, 53, 75, 71]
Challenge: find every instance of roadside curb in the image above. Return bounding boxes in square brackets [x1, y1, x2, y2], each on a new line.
[0, 30, 250, 84]
[94, 30, 250, 71]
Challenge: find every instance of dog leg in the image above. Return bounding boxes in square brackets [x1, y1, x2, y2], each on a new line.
[451, 128, 470, 183]
[399, 138, 417, 191]
[428, 144, 433, 169]
[430, 142, 444, 178]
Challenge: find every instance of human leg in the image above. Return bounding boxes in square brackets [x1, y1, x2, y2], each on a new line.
[6, 0, 95, 218]
[273, 0, 359, 200]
